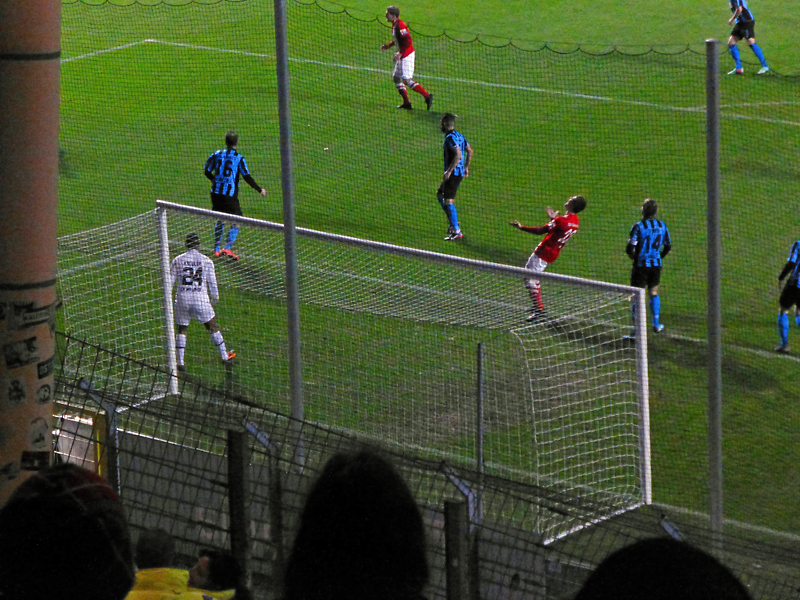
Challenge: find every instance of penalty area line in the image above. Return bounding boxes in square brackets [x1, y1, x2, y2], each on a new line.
[665, 332, 800, 362]
[71, 38, 799, 127]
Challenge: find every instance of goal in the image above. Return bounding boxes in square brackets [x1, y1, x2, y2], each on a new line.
[57, 200, 651, 540]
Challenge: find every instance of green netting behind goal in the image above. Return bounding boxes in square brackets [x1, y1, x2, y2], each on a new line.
[56, 202, 649, 537]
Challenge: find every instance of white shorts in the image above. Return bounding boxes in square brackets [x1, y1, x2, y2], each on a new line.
[393, 51, 416, 80]
[524, 254, 549, 288]
[174, 297, 215, 326]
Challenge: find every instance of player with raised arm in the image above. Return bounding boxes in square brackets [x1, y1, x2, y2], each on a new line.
[626, 198, 672, 334]
[726, 0, 769, 75]
[439, 113, 473, 241]
[774, 240, 800, 353]
[204, 130, 267, 260]
[170, 233, 236, 372]
[380, 6, 433, 110]
[509, 195, 587, 321]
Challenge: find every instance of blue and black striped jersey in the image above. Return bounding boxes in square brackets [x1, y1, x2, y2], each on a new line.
[730, 0, 755, 22]
[629, 218, 671, 267]
[443, 130, 469, 176]
[205, 148, 252, 198]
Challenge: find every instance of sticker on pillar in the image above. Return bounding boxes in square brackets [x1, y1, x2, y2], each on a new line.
[36, 383, 52, 404]
[28, 417, 49, 451]
[0, 462, 21, 486]
[9, 301, 59, 332]
[37, 356, 54, 379]
[20, 451, 49, 471]
[2, 337, 39, 370]
[6, 379, 26, 408]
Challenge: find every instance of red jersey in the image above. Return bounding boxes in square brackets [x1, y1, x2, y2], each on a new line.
[521, 213, 580, 264]
[391, 19, 415, 58]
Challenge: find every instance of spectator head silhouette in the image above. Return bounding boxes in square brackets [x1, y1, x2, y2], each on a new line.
[0, 463, 135, 600]
[574, 537, 752, 600]
[283, 450, 429, 600]
[135, 527, 176, 570]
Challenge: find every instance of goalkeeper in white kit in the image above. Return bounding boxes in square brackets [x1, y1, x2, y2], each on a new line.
[170, 232, 236, 371]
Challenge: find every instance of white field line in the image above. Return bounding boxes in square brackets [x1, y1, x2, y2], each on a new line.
[664, 332, 800, 362]
[654, 502, 800, 543]
[63, 39, 800, 127]
[61, 41, 150, 64]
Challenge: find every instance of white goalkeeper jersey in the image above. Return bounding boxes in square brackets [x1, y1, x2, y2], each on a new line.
[170, 248, 219, 307]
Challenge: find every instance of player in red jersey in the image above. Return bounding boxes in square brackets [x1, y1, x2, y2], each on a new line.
[509, 195, 587, 321]
[380, 6, 433, 110]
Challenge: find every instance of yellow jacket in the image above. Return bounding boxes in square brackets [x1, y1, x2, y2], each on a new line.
[125, 569, 210, 600]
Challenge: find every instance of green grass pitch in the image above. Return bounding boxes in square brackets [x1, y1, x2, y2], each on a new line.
[59, 0, 800, 533]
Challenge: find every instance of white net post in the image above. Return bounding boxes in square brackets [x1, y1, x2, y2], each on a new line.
[634, 287, 652, 504]
[156, 205, 178, 395]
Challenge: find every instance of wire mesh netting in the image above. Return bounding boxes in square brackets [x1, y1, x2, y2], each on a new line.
[57, 203, 648, 537]
[58, 0, 800, 537]
[54, 333, 800, 599]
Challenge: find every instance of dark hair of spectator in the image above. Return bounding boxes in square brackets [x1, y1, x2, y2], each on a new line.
[574, 537, 752, 600]
[283, 450, 429, 600]
[135, 527, 175, 569]
[0, 464, 135, 600]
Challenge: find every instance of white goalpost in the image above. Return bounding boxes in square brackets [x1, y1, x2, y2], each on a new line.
[57, 199, 651, 539]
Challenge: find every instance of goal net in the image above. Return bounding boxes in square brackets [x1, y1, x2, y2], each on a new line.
[57, 200, 651, 539]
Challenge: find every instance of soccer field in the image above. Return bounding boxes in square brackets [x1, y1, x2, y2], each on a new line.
[59, 0, 800, 533]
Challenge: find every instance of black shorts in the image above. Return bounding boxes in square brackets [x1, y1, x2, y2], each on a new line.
[731, 20, 755, 41]
[437, 175, 463, 200]
[210, 192, 243, 217]
[779, 282, 800, 310]
[631, 265, 662, 289]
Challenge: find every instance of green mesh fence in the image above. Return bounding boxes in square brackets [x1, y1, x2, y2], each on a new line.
[59, 0, 800, 536]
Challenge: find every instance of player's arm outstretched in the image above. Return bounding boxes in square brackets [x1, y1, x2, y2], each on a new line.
[509, 220, 549, 235]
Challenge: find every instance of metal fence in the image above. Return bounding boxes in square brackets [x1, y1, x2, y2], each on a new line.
[53, 333, 800, 599]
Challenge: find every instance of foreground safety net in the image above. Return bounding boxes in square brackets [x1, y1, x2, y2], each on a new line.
[53, 332, 800, 600]
[57, 201, 649, 537]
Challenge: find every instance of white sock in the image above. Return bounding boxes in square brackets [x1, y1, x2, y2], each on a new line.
[210, 330, 228, 360]
[176, 334, 186, 365]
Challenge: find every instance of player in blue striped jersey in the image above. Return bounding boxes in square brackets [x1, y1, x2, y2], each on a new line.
[727, 0, 769, 75]
[204, 131, 267, 260]
[626, 199, 672, 334]
[774, 241, 800, 353]
[438, 113, 473, 241]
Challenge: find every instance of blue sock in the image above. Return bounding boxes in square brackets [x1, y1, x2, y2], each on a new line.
[650, 295, 661, 327]
[214, 221, 224, 251]
[446, 204, 460, 231]
[225, 226, 239, 249]
[794, 313, 800, 330]
[729, 44, 742, 69]
[778, 313, 789, 346]
[750, 43, 767, 67]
